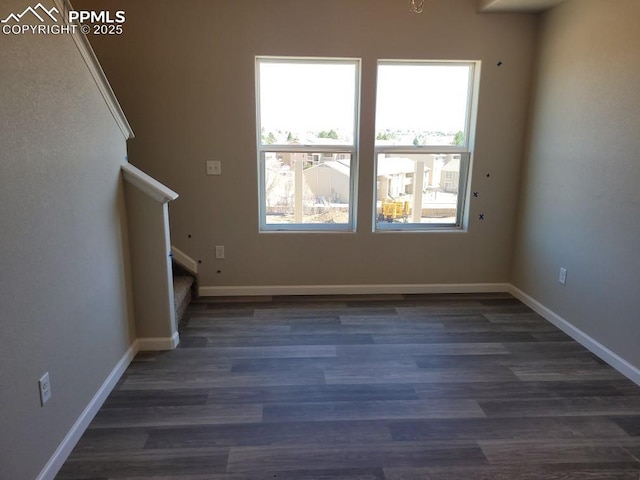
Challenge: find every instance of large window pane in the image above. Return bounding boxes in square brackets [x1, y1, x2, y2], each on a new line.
[375, 63, 472, 147]
[259, 60, 357, 146]
[376, 153, 467, 227]
[264, 152, 352, 225]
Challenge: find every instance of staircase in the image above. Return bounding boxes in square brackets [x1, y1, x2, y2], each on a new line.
[172, 263, 196, 325]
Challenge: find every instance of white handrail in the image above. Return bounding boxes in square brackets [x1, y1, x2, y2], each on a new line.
[121, 163, 178, 204]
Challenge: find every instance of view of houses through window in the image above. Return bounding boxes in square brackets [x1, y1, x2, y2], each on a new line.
[376, 153, 467, 225]
[263, 151, 352, 225]
[256, 57, 477, 231]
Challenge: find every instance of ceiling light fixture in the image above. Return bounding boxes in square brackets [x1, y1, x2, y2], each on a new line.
[409, 0, 425, 13]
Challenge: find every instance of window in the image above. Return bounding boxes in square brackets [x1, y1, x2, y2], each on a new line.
[256, 57, 360, 231]
[374, 61, 477, 230]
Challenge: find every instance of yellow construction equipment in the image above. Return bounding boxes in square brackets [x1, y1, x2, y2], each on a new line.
[379, 198, 410, 223]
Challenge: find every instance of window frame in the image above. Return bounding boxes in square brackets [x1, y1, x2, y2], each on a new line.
[255, 56, 361, 232]
[373, 60, 479, 232]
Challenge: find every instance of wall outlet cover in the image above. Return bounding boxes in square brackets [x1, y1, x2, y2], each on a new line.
[559, 267, 568, 285]
[39, 372, 51, 406]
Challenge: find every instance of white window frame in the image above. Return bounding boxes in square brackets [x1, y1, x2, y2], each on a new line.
[256, 56, 361, 232]
[373, 60, 479, 231]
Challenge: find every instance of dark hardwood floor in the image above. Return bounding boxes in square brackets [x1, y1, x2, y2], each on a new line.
[56, 293, 640, 479]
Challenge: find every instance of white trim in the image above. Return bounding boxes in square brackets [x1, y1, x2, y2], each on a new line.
[136, 332, 180, 351]
[171, 246, 198, 274]
[509, 285, 640, 386]
[121, 164, 179, 204]
[36, 342, 138, 480]
[54, 0, 134, 140]
[199, 283, 510, 297]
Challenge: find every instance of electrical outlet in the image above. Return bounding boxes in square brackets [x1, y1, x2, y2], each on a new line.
[559, 267, 568, 285]
[39, 372, 51, 406]
[215, 245, 225, 259]
[206, 160, 222, 175]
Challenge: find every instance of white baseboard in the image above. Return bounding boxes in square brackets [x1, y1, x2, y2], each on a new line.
[199, 283, 510, 297]
[36, 342, 139, 480]
[171, 246, 198, 274]
[509, 285, 640, 386]
[136, 331, 180, 351]
[36, 331, 181, 479]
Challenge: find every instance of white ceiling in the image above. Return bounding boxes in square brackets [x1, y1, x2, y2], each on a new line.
[478, 0, 568, 13]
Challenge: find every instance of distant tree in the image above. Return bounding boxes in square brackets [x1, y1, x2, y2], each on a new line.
[376, 132, 395, 141]
[452, 131, 465, 146]
[287, 131, 294, 142]
[318, 129, 339, 140]
[265, 132, 277, 144]
[413, 136, 421, 147]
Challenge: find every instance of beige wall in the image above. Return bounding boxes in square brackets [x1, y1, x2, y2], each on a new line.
[78, 0, 538, 288]
[0, 1, 135, 477]
[513, 0, 640, 368]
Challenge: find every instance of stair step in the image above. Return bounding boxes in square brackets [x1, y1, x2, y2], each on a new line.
[173, 275, 194, 322]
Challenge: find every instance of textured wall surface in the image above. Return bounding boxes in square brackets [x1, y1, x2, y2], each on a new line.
[0, 0, 135, 477]
[513, 0, 640, 369]
[77, 0, 538, 289]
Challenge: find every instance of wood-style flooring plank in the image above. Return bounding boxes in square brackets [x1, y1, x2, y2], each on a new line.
[88, 404, 262, 428]
[188, 315, 342, 326]
[479, 396, 640, 418]
[372, 332, 541, 344]
[159, 344, 338, 359]
[229, 356, 416, 374]
[204, 384, 420, 404]
[510, 364, 627, 382]
[226, 442, 488, 472]
[262, 399, 485, 422]
[388, 416, 627, 441]
[204, 333, 375, 347]
[478, 439, 639, 465]
[414, 352, 603, 369]
[184, 324, 292, 337]
[324, 365, 519, 385]
[144, 420, 392, 449]
[102, 390, 210, 409]
[289, 322, 447, 335]
[414, 380, 632, 400]
[336, 342, 510, 358]
[120, 369, 326, 390]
